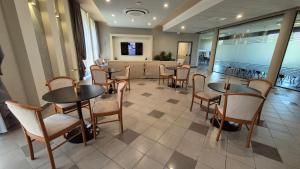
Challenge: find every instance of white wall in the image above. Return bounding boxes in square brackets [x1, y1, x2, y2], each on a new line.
[111, 34, 153, 61]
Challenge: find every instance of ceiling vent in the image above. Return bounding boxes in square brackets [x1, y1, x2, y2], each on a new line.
[124, 8, 149, 17]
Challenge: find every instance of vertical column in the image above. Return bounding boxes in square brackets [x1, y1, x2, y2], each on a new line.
[13, 0, 48, 105]
[267, 10, 297, 84]
[207, 29, 219, 73]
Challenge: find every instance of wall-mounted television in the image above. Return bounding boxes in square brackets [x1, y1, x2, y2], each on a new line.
[121, 42, 143, 55]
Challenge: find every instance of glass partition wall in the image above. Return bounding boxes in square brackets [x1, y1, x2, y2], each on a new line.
[213, 16, 283, 79]
[276, 13, 300, 91]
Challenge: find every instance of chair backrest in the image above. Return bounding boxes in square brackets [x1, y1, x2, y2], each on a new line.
[46, 77, 75, 91]
[182, 64, 191, 69]
[91, 69, 107, 85]
[159, 64, 166, 75]
[192, 74, 206, 93]
[5, 101, 46, 137]
[90, 65, 102, 71]
[223, 93, 265, 121]
[125, 66, 130, 79]
[248, 79, 272, 97]
[117, 81, 127, 109]
[176, 67, 190, 80]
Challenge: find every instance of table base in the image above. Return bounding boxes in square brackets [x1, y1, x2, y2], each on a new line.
[168, 84, 181, 88]
[210, 118, 240, 132]
[65, 124, 100, 144]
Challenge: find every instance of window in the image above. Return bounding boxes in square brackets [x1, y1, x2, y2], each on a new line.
[276, 13, 300, 90]
[213, 16, 283, 79]
[81, 9, 100, 78]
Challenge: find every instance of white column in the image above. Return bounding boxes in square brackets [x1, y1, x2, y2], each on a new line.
[207, 29, 219, 73]
[267, 10, 297, 84]
[14, 0, 48, 105]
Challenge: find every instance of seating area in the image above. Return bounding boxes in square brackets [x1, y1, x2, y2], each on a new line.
[1, 1, 300, 169]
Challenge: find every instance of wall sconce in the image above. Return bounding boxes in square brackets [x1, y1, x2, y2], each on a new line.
[55, 11, 60, 19]
[29, 0, 37, 6]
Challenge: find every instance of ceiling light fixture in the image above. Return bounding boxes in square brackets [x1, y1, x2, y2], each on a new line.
[112, 14, 115, 17]
[147, 22, 151, 26]
[131, 18, 135, 22]
[163, 3, 169, 8]
[113, 20, 117, 24]
[181, 25, 185, 30]
[153, 17, 157, 20]
[106, 0, 111, 2]
[236, 14, 243, 19]
[219, 17, 227, 21]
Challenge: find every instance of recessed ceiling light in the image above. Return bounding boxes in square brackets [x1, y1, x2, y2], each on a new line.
[246, 29, 250, 33]
[181, 25, 185, 30]
[113, 20, 117, 24]
[131, 18, 135, 22]
[105, 0, 111, 2]
[153, 17, 157, 20]
[147, 22, 151, 26]
[236, 14, 243, 19]
[112, 14, 115, 17]
[163, 3, 168, 8]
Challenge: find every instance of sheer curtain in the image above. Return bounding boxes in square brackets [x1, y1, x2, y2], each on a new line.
[81, 9, 100, 78]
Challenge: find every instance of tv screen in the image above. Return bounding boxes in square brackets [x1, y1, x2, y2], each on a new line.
[121, 42, 143, 55]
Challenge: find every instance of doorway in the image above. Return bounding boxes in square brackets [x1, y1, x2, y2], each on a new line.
[177, 41, 192, 64]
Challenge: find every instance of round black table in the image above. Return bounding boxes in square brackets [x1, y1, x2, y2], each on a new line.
[207, 82, 261, 132]
[207, 82, 261, 94]
[42, 85, 105, 143]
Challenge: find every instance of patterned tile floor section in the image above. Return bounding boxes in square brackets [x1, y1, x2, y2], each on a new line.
[1, 70, 300, 169]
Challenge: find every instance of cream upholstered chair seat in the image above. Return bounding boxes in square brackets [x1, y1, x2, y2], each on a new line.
[161, 72, 172, 76]
[216, 105, 253, 122]
[195, 91, 220, 100]
[55, 103, 76, 108]
[92, 100, 119, 114]
[43, 114, 79, 136]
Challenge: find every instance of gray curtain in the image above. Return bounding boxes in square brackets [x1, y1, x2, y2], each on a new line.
[69, 0, 86, 80]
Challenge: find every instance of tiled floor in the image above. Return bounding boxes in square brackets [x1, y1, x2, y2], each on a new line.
[1, 69, 300, 169]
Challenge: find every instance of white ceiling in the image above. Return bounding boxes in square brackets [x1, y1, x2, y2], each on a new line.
[94, 0, 188, 28]
[165, 0, 300, 33]
[93, 0, 300, 33]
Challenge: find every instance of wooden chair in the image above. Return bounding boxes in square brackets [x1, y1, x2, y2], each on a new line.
[6, 101, 86, 169]
[172, 67, 190, 90]
[92, 81, 127, 139]
[190, 74, 221, 120]
[91, 68, 115, 93]
[46, 76, 92, 118]
[158, 64, 172, 85]
[247, 79, 272, 122]
[115, 66, 131, 90]
[214, 93, 265, 147]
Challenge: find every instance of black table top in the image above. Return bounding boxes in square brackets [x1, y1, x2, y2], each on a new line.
[42, 85, 105, 104]
[208, 82, 261, 95]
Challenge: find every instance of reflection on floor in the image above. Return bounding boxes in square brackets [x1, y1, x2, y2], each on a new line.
[1, 69, 300, 169]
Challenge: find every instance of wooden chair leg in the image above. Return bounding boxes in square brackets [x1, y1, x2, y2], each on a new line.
[159, 77, 160, 85]
[247, 120, 256, 147]
[88, 101, 92, 120]
[216, 118, 225, 141]
[24, 133, 34, 160]
[93, 116, 97, 140]
[80, 121, 87, 146]
[163, 78, 165, 84]
[118, 113, 123, 133]
[45, 141, 56, 169]
[206, 101, 210, 120]
[190, 96, 194, 111]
